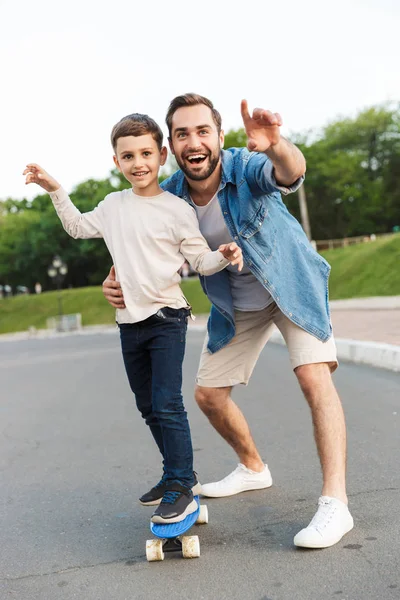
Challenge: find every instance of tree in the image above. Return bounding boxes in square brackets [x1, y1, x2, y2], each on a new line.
[286, 103, 400, 239]
[1, 103, 400, 290]
[223, 128, 247, 149]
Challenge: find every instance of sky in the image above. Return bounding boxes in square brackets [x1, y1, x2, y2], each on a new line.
[1, 0, 399, 201]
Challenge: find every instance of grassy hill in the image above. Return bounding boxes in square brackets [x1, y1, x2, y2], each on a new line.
[321, 233, 400, 299]
[1, 234, 399, 334]
[0, 278, 211, 335]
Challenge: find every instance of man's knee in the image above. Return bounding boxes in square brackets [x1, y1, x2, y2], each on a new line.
[194, 385, 231, 417]
[295, 363, 332, 397]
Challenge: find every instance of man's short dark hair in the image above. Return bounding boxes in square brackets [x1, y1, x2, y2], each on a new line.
[111, 113, 163, 152]
[165, 93, 222, 137]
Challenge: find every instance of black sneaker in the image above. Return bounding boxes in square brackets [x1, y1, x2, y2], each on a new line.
[151, 484, 198, 524]
[139, 478, 168, 506]
[139, 472, 201, 506]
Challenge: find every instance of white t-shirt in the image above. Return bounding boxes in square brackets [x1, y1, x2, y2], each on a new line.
[193, 194, 273, 311]
[49, 187, 230, 324]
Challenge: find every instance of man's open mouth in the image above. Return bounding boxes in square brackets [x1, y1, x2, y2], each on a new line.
[186, 154, 207, 165]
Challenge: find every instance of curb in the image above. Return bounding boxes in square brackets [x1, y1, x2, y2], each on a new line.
[1, 322, 399, 373]
[268, 330, 400, 373]
[330, 296, 400, 310]
[0, 324, 117, 343]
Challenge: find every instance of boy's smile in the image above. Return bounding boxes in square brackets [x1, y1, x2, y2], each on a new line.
[113, 134, 167, 197]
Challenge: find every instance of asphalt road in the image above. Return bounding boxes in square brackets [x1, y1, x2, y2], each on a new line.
[1, 331, 399, 600]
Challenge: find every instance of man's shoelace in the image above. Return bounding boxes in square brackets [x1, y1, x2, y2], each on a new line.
[160, 491, 182, 505]
[309, 501, 337, 532]
[217, 465, 243, 484]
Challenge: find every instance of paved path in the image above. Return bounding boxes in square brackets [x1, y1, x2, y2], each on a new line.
[192, 309, 400, 347]
[192, 297, 400, 347]
[330, 297, 400, 346]
[1, 332, 399, 600]
[331, 309, 400, 346]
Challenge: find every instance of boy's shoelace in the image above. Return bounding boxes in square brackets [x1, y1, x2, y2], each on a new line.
[160, 491, 182, 505]
[153, 479, 166, 490]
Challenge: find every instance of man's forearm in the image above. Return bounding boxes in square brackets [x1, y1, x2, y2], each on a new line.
[265, 137, 306, 186]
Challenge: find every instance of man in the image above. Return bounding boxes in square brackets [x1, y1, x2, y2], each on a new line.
[103, 94, 353, 548]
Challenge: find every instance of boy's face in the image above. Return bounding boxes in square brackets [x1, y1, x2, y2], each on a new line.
[113, 134, 167, 196]
[169, 104, 224, 182]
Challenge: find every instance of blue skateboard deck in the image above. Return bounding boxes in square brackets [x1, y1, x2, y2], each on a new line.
[146, 496, 207, 560]
[150, 495, 200, 539]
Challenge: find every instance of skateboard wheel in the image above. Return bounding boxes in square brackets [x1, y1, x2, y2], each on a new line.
[196, 505, 208, 524]
[146, 538, 164, 562]
[182, 535, 200, 558]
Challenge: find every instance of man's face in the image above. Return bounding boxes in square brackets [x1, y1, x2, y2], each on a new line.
[169, 104, 224, 182]
[113, 134, 166, 196]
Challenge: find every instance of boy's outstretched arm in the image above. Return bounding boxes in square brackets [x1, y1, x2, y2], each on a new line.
[180, 208, 243, 276]
[23, 163, 103, 239]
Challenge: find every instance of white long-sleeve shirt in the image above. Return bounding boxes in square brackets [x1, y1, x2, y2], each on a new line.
[49, 187, 230, 323]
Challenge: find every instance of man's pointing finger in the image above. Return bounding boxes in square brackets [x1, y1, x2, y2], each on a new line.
[240, 99, 251, 124]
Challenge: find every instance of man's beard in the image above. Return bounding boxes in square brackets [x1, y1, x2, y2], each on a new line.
[176, 149, 221, 181]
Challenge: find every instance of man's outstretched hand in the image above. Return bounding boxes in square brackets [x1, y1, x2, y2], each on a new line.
[240, 99, 283, 153]
[102, 266, 126, 309]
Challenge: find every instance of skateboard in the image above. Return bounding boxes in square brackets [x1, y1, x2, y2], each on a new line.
[146, 496, 208, 561]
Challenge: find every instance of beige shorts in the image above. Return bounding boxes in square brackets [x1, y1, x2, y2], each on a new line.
[196, 302, 337, 388]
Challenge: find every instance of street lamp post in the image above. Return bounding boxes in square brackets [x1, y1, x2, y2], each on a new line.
[298, 184, 312, 241]
[47, 255, 68, 324]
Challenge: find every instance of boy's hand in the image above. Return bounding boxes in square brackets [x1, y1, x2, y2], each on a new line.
[23, 163, 61, 193]
[240, 99, 282, 153]
[219, 242, 243, 272]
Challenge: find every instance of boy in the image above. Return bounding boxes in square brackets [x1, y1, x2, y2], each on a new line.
[23, 113, 243, 524]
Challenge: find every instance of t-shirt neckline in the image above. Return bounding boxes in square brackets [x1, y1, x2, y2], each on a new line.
[130, 188, 165, 200]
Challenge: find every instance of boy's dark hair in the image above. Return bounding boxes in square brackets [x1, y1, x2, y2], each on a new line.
[165, 93, 222, 137]
[111, 113, 163, 152]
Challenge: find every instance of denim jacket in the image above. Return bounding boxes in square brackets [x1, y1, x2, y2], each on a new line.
[161, 148, 332, 353]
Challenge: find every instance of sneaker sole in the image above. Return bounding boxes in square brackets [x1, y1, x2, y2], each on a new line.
[140, 481, 202, 507]
[201, 479, 272, 498]
[139, 498, 162, 507]
[192, 481, 202, 496]
[151, 499, 198, 524]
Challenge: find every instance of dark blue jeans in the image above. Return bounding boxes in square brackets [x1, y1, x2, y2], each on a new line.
[119, 307, 194, 489]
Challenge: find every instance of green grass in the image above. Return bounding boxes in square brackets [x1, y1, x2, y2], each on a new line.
[321, 233, 400, 299]
[1, 235, 399, 334]
[0, 279, 211, 335]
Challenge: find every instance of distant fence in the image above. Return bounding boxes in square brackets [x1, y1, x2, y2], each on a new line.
[315, 231, 398, 251]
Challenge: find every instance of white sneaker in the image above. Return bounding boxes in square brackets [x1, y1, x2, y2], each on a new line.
[294, 496, 354, 548]
[201, 463, 273, 498]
